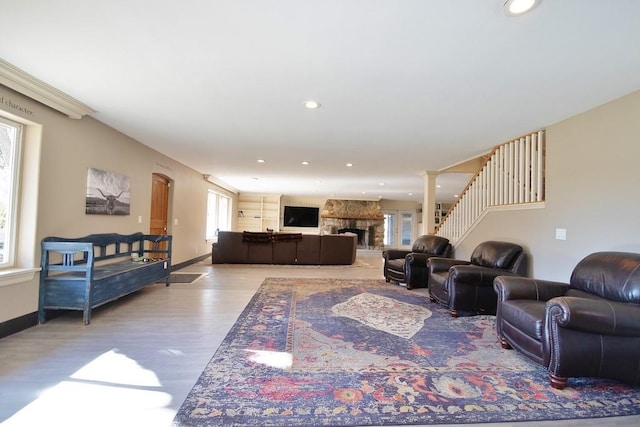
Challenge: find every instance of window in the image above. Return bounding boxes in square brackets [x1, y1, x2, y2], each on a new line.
[0, 117, 22, 267]
[206, 190, 231, 239]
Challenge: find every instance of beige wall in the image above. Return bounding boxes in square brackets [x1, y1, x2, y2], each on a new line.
[2, 83, 640, 324]
[452, 90, 640, 281]
[0, 86, 237, 323]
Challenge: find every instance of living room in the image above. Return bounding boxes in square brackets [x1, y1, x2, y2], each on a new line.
[1, 1, 640, 426]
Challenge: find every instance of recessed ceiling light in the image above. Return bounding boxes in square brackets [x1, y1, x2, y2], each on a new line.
[257, 159, 265, 163]
[436, 184, 441, 188]
[408, 193, 413, 196]
[302, 161, 309, 165]
[379, 183, 385, 186]
[303, 100, 321, 109]
[504, 0, 540, 16]
[454, 194, 459, 198]
[346, 163, 353, 167]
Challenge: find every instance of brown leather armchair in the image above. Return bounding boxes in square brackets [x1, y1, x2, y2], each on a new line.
[383, 235, 451, 289]
[494, 251, 640, 389]
[427, 241, 526, 316]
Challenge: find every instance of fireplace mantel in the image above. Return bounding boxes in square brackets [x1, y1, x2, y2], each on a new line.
[321, 214, 384, 220]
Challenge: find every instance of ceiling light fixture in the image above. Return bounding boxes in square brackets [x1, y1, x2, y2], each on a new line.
[346, 163, 353, 167]
[504, 0, 541, 16]
[302, 161, 309, 165]
[303, 100, 321, 109]
[257, 159, 265, 163]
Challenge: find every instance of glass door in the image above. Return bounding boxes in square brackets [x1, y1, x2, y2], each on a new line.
[383, 210, 416, 249]
[399, 211, 415, 249]
[383, 211, 396, 248]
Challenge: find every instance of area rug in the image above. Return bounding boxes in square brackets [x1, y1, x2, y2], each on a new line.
[173, 278, 640, 426]
[165, 273, 204, 284]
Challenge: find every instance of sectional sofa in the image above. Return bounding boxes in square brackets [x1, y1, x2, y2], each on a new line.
[212, 231, 357, 265]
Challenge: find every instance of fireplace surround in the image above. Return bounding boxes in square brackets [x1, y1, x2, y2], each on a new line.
[321, 199, 384, 250]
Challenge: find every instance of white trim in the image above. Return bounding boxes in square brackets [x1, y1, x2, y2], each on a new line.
[204, 174, 238, 194]
[0, 59, 95, 119]
[0, 268, 39, 287]
[452, 202, 546, 248]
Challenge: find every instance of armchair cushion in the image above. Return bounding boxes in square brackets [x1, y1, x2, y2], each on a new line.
[569, 251, 640, 303]
[412, 235, 451, 254]
[470, 240, 523, 270]
[500, 300, 546, 341]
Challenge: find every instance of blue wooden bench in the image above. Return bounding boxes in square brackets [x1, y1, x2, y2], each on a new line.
[38, 232, 172, 325]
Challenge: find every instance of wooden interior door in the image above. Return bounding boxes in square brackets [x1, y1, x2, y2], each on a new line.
[150, 174, 170, 256]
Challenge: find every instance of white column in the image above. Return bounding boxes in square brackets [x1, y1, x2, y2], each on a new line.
[423, 171, 439, 234]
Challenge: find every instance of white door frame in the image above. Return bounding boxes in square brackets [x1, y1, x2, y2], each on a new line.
[383, 210, 417, 249]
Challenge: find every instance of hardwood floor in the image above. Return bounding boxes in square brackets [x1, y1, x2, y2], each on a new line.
[0, 250, 637, 427]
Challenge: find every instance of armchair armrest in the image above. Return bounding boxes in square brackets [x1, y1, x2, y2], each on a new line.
[546, 296, 640, 336]
[427, 257, 470, 273]
[383, 249, 411, 261]
[494, 276, 570, 302]
[449, 265, 519, 288]
[406, 252, 431, 266]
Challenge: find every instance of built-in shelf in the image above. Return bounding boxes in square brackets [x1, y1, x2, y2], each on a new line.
[237, 194, 281, 232]
[435, 202, 453, 225]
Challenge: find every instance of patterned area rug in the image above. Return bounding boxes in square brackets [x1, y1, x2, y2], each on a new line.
[173, 278, 640, 426]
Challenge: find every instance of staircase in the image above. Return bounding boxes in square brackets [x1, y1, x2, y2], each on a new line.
[436, 130, 545, 244]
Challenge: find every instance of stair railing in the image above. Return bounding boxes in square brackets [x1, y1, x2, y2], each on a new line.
[436, 130, 545, 244]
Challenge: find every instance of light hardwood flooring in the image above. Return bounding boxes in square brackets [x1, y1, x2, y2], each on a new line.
[0, 250, 637, 427]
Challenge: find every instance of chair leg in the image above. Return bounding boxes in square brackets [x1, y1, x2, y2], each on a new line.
[498, 337, 512, 349]
[450, 308, 459, 317]
[549, 373, 567, 390]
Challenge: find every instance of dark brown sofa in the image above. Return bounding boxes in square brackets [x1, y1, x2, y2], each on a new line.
[494, 251, 640, 389]
[212, 231, 357, 265]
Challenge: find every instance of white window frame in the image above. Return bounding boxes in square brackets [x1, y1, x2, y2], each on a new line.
[0, 116, 22, 268]
[0, 110, 40, 287]
[206, 190, 231, 240]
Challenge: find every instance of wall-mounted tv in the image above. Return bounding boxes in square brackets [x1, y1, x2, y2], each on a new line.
[283, 205, 319, 228]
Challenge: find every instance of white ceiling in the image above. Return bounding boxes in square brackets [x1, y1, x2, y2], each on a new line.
[2, 1, 639, 203]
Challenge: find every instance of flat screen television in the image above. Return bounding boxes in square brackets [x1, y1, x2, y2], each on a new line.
[283, 206, 319, 228]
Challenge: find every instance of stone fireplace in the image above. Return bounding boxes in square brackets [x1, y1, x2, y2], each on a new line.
[320, 199, 384, 250]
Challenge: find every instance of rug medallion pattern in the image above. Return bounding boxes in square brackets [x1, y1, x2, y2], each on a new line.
[173, 278, 640, 426]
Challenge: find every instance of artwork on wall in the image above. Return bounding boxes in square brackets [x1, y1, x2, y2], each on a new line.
[85, 167, 131, 215]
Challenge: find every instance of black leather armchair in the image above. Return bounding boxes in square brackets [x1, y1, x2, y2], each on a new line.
[494, 251, 640, 389]
[427, 241, 526, 317]
[382, 235, 451, 290]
